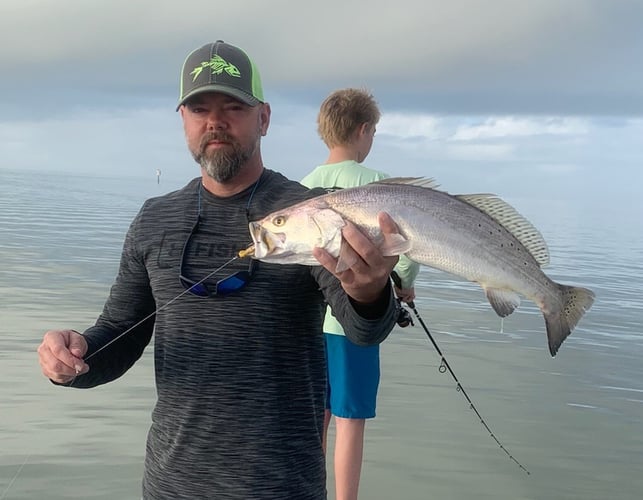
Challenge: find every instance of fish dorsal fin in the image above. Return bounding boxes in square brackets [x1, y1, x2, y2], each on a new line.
[456, 194, 550, 267]
[373, 177, 441, 189]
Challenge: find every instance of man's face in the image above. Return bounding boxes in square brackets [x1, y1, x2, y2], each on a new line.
[180, 93, 270, 182]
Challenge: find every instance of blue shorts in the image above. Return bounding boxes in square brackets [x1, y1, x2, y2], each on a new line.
[325, 333, 380, 419]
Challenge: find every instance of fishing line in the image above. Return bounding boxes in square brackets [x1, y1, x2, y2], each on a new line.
[0, 455, 30, 500]
[5, 259, 245, 495]
[77, 178, 261, 363]
[391, 272, 530, 475]
[69, 255, 240, 383]
[0, 255, 239, 498]
[11, 190, 258, 495]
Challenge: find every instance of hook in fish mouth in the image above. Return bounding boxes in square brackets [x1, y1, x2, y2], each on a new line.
[238, 245, 254, 258]
[247, 222, 285, 258]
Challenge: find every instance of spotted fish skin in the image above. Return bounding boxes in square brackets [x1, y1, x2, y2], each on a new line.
[249, 178, 595, 356]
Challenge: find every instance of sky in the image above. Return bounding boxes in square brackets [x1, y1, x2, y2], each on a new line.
[1, 0, 642, 203]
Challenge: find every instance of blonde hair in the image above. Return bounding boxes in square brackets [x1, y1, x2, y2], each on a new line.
[317, 88, 381, 147]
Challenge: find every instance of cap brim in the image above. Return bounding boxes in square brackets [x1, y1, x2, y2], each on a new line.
[176, 85, 261, 111]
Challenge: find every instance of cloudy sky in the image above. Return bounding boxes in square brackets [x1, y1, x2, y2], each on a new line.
[1, 0, 642, 202]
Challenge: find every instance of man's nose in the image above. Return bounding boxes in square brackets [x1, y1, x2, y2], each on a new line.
[206, 110, 226, 130]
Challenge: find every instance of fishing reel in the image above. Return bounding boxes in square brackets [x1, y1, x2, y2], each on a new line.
[395, 299, 414, 328]
[391, 271, 414, 328]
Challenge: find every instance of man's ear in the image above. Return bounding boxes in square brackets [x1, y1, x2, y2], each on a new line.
[260, 103, 271, 136]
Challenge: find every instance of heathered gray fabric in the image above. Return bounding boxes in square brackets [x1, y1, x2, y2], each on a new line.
[71, 169, 397, 499]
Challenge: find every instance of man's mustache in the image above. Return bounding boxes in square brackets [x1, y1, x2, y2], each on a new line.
[199, 132, 236, 153]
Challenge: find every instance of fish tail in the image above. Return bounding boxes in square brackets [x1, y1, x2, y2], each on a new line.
[544, 284, 595, 356]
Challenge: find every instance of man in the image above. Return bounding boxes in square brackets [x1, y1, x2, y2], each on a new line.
[37, 41, 400, 500]
[301, 88, 419, 500]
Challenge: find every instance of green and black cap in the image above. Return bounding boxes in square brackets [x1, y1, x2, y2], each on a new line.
[177, 40, 264, 110]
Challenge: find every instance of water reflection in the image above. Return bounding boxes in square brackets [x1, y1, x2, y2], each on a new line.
[1, 169, 642, 499]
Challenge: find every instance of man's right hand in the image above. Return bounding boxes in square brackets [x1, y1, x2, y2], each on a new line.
[394, 286, 416, 304]
[37, 330, 89, 384]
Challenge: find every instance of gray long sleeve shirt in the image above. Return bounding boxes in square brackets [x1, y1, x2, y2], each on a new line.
[70, 169, 397, 499]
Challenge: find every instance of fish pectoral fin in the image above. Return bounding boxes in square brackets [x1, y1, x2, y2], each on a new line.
[483, 287, 521, 317]
[312, 210, 346, 244]
[379, 233, 412, 257]
[335, 238, 360, 273]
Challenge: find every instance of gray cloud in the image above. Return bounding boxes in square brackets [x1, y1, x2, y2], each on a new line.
[1, 0, 642, 116]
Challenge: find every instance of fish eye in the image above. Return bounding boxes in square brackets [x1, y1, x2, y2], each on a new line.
[272, 215, 287, 227]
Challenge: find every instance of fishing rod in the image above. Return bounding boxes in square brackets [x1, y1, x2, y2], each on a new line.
[391, 271, 530, 475]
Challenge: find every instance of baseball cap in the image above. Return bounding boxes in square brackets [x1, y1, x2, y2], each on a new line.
[177, 40, 264, 110]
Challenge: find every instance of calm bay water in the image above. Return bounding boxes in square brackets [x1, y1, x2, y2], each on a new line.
[1, 167, 642, 499]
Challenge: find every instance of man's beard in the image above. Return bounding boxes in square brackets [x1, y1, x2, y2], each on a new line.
[192, 131, 258, 183]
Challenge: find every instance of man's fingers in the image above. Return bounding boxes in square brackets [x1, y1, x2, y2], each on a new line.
[312, 247, 339, 274]
[38, 344, 76, 382]
[378, 211, 399, 234]
[50, 339, 84, 371]
[341, 220, 372, 253]
[38, 330, 88, 381]
[335, 239, 361, 273]
[313, 213, 403, 303]
[68, 332, 88, 362]
[394, 287, 416, 303]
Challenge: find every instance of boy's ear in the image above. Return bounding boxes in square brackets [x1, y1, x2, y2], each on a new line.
[355, 122, 372, 141]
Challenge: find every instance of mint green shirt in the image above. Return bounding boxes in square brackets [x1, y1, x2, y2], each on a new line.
[301, 160, 421, 335]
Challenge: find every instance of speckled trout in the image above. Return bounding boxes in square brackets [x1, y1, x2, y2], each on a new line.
[245, 178, 595, 356]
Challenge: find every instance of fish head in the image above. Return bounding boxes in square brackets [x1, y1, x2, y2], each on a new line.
[249, 201, 346, 265]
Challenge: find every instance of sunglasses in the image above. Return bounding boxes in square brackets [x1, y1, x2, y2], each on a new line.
[179, 215, 255, 297]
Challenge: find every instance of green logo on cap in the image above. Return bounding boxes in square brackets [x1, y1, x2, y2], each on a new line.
[190, 55, 241, 81]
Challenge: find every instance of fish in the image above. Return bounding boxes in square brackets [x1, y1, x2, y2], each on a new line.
[246, 178, 595, 357]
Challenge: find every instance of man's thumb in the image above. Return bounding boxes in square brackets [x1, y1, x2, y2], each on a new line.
[68, 331, 87, 359]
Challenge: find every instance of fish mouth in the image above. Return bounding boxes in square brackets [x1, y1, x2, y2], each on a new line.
[248, 222, 285, 259]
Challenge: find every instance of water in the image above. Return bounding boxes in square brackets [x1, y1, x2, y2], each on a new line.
[1, 167, 642, 499]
